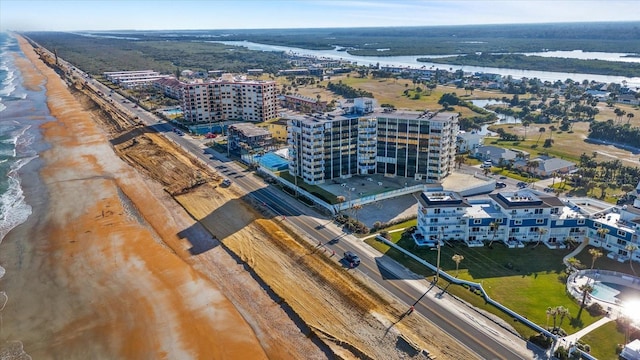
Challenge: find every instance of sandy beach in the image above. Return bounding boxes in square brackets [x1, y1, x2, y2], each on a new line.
[0, 36, 320, 359]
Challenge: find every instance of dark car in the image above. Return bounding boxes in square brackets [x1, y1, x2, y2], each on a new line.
[344, 251, 361, 267]
[495, 182, 507, 188]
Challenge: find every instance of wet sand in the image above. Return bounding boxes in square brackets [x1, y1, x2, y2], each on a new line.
[0, 37, 271, 359]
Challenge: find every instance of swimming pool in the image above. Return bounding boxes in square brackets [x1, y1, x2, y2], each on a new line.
[162, 108, 182, 116]
[590, 281, 621, 303]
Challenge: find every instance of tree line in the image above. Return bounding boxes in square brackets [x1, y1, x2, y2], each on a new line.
[422, 53, 640, 78]
[326, 81, 373, 99]
[588, 119, 640, 149]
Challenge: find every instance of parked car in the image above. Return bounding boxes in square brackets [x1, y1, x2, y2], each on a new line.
[496, 182, 507, 188]
[221, 178, 231, 186]
[205, 133, 217, 139]
[344, 251, 361, 267]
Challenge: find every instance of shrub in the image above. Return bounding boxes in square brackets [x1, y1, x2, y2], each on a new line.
[586, 303, 606, 317]
[529, 333, 553, 349]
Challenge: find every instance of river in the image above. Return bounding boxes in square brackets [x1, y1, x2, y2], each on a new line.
[213, 40, 640, 88]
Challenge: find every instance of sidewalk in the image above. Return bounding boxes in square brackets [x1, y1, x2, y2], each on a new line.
[556, 315, 615, 350]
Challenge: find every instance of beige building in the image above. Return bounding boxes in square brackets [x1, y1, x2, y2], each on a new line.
[181, 77, 278, 123]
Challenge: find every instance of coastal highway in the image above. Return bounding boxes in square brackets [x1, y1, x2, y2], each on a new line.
[71, 68, 532, 360]
[201, 151, 530, 360]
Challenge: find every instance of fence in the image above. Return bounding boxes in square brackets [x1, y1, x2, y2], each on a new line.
[375, 235, 556, 341]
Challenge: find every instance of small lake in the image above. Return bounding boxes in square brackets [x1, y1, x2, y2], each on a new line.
[213, 40, 640, 88]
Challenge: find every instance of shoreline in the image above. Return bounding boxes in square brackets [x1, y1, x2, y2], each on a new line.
[0, 35, 279, 359]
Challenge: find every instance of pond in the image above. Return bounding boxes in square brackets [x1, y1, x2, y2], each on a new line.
[470, 100, 520, 135]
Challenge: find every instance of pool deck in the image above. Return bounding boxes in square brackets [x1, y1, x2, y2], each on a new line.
[561, 268, 640, 350]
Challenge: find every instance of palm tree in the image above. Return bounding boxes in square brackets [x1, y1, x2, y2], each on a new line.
[596, 227, 610, 244]
[546, 306, 554, 329]
[452, 254, 465, 277]
[522, 120, 530, 140]
[550, 306, 559, 329]
[626, 112, 635, 125]
[567, 257, 583, 270]
[526, 160, 540, 176]
[577, 283, 594, 319]
[533, 228, 547, 248]
[564, 235, 577, 248]
[557, 306, 570, 330]
[589, 248, 603, 269]
[351, 203, 363, 223]
[626, 244, 638, 275]
[487, 221, 500, 248]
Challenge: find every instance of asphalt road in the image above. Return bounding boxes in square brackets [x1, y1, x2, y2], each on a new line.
[63, 64, 533, 360]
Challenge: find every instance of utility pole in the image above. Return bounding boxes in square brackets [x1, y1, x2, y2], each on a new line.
[435, 227, 443, 283]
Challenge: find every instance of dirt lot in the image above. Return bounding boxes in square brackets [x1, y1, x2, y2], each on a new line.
[110, 119, 477, 359]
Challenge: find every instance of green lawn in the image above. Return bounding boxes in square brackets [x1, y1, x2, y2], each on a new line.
[366, 227, 605, 339]
[579, 321, 626, 360]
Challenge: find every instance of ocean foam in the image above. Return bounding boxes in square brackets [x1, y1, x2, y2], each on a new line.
[0, 156, 35, 242]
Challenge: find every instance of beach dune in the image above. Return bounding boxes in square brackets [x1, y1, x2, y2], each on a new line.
[0, 37, 271, 359]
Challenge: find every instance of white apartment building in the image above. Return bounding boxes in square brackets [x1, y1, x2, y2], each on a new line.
[181, 78, 278, 123]
[414, 186, 640, 265]
[103, 70, 168, 88]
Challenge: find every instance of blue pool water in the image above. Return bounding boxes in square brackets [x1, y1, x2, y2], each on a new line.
[256, 153, 288, 171]
[591, 282, 621, 303]
[162, 108, 182, 116]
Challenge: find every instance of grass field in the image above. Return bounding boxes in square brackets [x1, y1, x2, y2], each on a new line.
[363, 225, 636, 341]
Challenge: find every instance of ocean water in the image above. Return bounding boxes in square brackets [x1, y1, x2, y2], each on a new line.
[0, 32, 49, 270]
[0, 31, 50, 359]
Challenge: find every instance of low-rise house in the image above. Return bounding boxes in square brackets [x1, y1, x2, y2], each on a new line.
[282, 94, 328, 113]
[514, 155, 576, 177]
[457, 131, 484, 153]
[260, 118, 289, 143]
[617, 93, 640, 106]
[473, 145, 523, 165]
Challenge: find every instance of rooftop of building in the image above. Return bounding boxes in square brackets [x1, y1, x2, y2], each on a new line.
[418, 191, 471, 208]
[228, 122, 272, 137]
[489, 190, 550, 209]
[284, 109, 459, 125]
[466, 201, 505, 219]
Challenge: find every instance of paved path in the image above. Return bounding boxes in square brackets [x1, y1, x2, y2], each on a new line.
[563, 237, 589, 267]
[556, 315, 615, 351]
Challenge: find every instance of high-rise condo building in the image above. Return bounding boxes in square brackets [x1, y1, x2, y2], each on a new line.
[181, 77, 277, 123]
[288, 110, 459, 185]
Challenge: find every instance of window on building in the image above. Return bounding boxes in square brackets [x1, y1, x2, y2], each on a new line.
[577, 219, 585, 225]
[514, 220, 522, 225]
[474, 219, 481, 224]
[536, 219, 544, 224]
[617, 230, 626, 237]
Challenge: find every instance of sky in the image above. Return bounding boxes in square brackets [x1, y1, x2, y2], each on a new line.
[1, 0, 639, 32]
